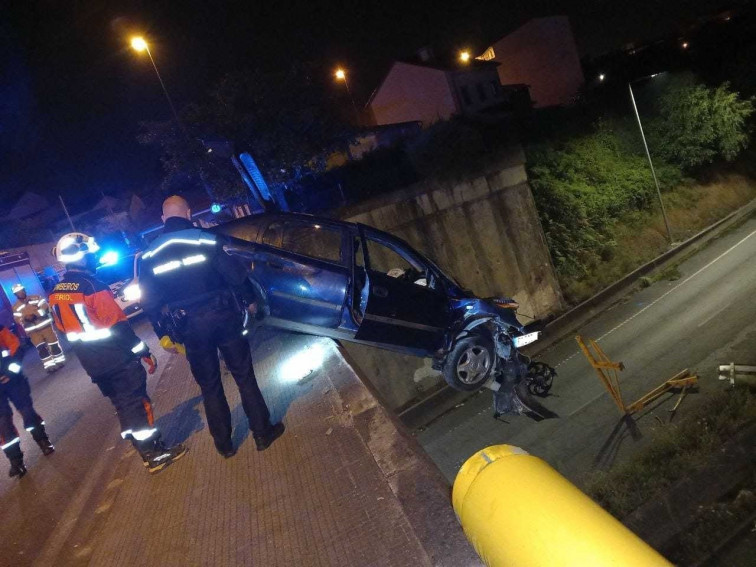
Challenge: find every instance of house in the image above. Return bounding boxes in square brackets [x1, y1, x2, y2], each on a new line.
[368, 51, 525, 127]
[484, 16, 584, 108]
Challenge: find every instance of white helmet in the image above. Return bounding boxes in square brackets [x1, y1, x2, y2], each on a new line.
[53, 233, 100, 264]
[11, 283, 24, 294]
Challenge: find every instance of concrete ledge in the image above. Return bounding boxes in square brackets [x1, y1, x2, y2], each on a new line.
[397, 197, 756, 429]
[334, 343, 482, 566]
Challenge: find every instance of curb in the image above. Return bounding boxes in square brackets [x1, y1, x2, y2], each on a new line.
[399, 196, 756, 430]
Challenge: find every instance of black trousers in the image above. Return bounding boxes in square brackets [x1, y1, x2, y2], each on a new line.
[94, 361, 154, 437]
[0, 371, 43, 447]
[184, 308, 271, 447]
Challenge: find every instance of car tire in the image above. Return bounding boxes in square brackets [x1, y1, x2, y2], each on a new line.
[443, 333, 495, 391]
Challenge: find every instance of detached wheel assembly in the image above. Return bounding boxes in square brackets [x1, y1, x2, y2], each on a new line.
[525, 361, 556, 397]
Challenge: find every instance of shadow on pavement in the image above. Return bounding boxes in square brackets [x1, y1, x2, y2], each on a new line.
[154, 395, 205, 446]
[593, 414, 643, 470]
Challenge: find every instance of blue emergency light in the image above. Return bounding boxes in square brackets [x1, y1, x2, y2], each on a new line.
[99, 250, 120, 266]
[211, 203, 222, 213]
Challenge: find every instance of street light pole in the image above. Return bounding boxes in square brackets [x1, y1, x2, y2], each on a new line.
[628, 77, 673, 244]
[335, 68, 359, 124]
[131, 37, 183, 132]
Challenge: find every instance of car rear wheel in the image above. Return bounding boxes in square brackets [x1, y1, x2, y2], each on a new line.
[443, 334, 495, 391]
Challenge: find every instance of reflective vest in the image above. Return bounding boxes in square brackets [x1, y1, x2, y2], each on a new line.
[12, 295, 53, 334]
[49, 270, 147, 378]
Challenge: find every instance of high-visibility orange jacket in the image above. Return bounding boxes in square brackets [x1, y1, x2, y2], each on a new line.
[0, 326, 20, 358]
[49, 269, 149, 379]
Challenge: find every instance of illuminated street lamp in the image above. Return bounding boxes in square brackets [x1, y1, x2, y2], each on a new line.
[335, 67, 359, 123]
[629, 72, 673, 243]
[681, 41, 689, 49]
[130, 36, 182, 129]
[599, 73, 606, 82]
[459, 50, 471, 63]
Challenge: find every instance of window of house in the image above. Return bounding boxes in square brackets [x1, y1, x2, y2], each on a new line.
[476, 83, 487, 102]
[460, 85, 472, 106]
[262, 221, 343, 264]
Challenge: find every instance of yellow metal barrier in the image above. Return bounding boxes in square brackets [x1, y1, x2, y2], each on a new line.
[575, 335, 698, 416]
[452, 445, 672, 567]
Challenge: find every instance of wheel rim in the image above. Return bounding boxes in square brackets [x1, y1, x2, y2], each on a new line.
[456, 345, 492, 385]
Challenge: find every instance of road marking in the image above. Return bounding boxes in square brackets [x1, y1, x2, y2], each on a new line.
[554, 227, 756, 368]
[697, 301, 734, 328]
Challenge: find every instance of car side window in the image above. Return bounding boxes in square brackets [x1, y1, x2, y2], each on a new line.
[261, 222, 283, 247]
[264, 221, 343, 264]
[365, 238, 430, 288]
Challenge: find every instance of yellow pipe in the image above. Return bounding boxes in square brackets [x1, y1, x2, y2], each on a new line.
[452, 445, 672, 567]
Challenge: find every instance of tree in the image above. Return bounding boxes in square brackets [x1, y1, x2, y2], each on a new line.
[646, 76, 754, 170]
[527, 120, 681, 278]
[138, 63, 354, 200]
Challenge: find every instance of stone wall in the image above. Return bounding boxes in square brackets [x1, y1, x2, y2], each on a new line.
[338, 147, 564, 411]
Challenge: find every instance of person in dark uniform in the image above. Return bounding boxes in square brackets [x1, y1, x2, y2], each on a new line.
[48, 233, 187, 474]
[139, 196, 284, 458]
[0, 325, 54, 478]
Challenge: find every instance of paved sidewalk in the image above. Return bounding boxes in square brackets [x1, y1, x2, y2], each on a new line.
[47, 330, 477, 566]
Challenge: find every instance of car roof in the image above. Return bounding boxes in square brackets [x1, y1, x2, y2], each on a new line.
[209, 212, 358, 234]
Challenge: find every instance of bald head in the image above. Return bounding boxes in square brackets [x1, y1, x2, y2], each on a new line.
[162, 195, 192, 224]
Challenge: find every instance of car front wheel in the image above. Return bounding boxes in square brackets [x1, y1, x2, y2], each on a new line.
[443, 334, 495, 391]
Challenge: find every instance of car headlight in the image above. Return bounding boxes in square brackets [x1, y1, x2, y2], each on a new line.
[122, 284, 142, 301]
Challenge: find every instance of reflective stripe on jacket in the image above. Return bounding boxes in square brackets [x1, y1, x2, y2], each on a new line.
[13, 295, 53, 333]
[49, 270, 147, 379]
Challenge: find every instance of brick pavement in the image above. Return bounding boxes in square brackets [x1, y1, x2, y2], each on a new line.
[53, 329, 478, 566]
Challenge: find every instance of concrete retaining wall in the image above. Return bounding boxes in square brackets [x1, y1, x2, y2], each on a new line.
[339, 147, 564, 410]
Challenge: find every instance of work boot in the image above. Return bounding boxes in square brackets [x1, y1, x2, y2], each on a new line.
[31, 424, 55, 456]
[215, 440, 236, 459]
[9, 458, 27, 478]
[5, 445, 27, 478]
[254, 422, 285, 451]
[138, 439, 188, 474]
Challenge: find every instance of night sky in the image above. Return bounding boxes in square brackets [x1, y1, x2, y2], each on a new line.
[1, 0, 731, 211]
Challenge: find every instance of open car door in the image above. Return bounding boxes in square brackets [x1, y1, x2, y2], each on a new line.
[353, 226, 450, 355]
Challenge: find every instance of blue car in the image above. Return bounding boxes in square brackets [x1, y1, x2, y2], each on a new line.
[210, 212, 553, 396]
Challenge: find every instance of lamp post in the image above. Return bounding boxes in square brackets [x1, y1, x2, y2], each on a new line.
[335, 68, 359, 124]
[130, 36, 183, 131]
[629, 73, 673, 244]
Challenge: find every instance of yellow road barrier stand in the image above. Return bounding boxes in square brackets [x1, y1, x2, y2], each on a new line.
[453, 445, 672, 567]
[575, 335, 698, 415]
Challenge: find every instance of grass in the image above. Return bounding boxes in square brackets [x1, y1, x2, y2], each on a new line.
[560, 174, 756, 304]
[584, 387, 756, 519]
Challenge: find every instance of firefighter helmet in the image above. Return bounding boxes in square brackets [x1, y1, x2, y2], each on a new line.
[11, 283, 25, 294]
[53, 233, 101, 264]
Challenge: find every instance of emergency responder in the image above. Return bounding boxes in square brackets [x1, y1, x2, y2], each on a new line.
[12, 283, 65, 372]
[0, 325, 54, 478]
[139, 196, 284, 458]
[48, 232, 187, 474]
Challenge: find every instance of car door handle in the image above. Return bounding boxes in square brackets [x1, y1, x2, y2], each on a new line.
[373, 286, 388, 298]
[267, 261, 285, 270]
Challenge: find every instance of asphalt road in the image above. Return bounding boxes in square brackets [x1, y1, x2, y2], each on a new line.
[418, 214, 756, 483]
[0, 318, 168, 564]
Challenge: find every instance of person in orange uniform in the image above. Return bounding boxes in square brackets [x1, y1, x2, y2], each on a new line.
[11, 283, 65, 372]
[0, 325, 54, 478]
[48, 233, 187, 474]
